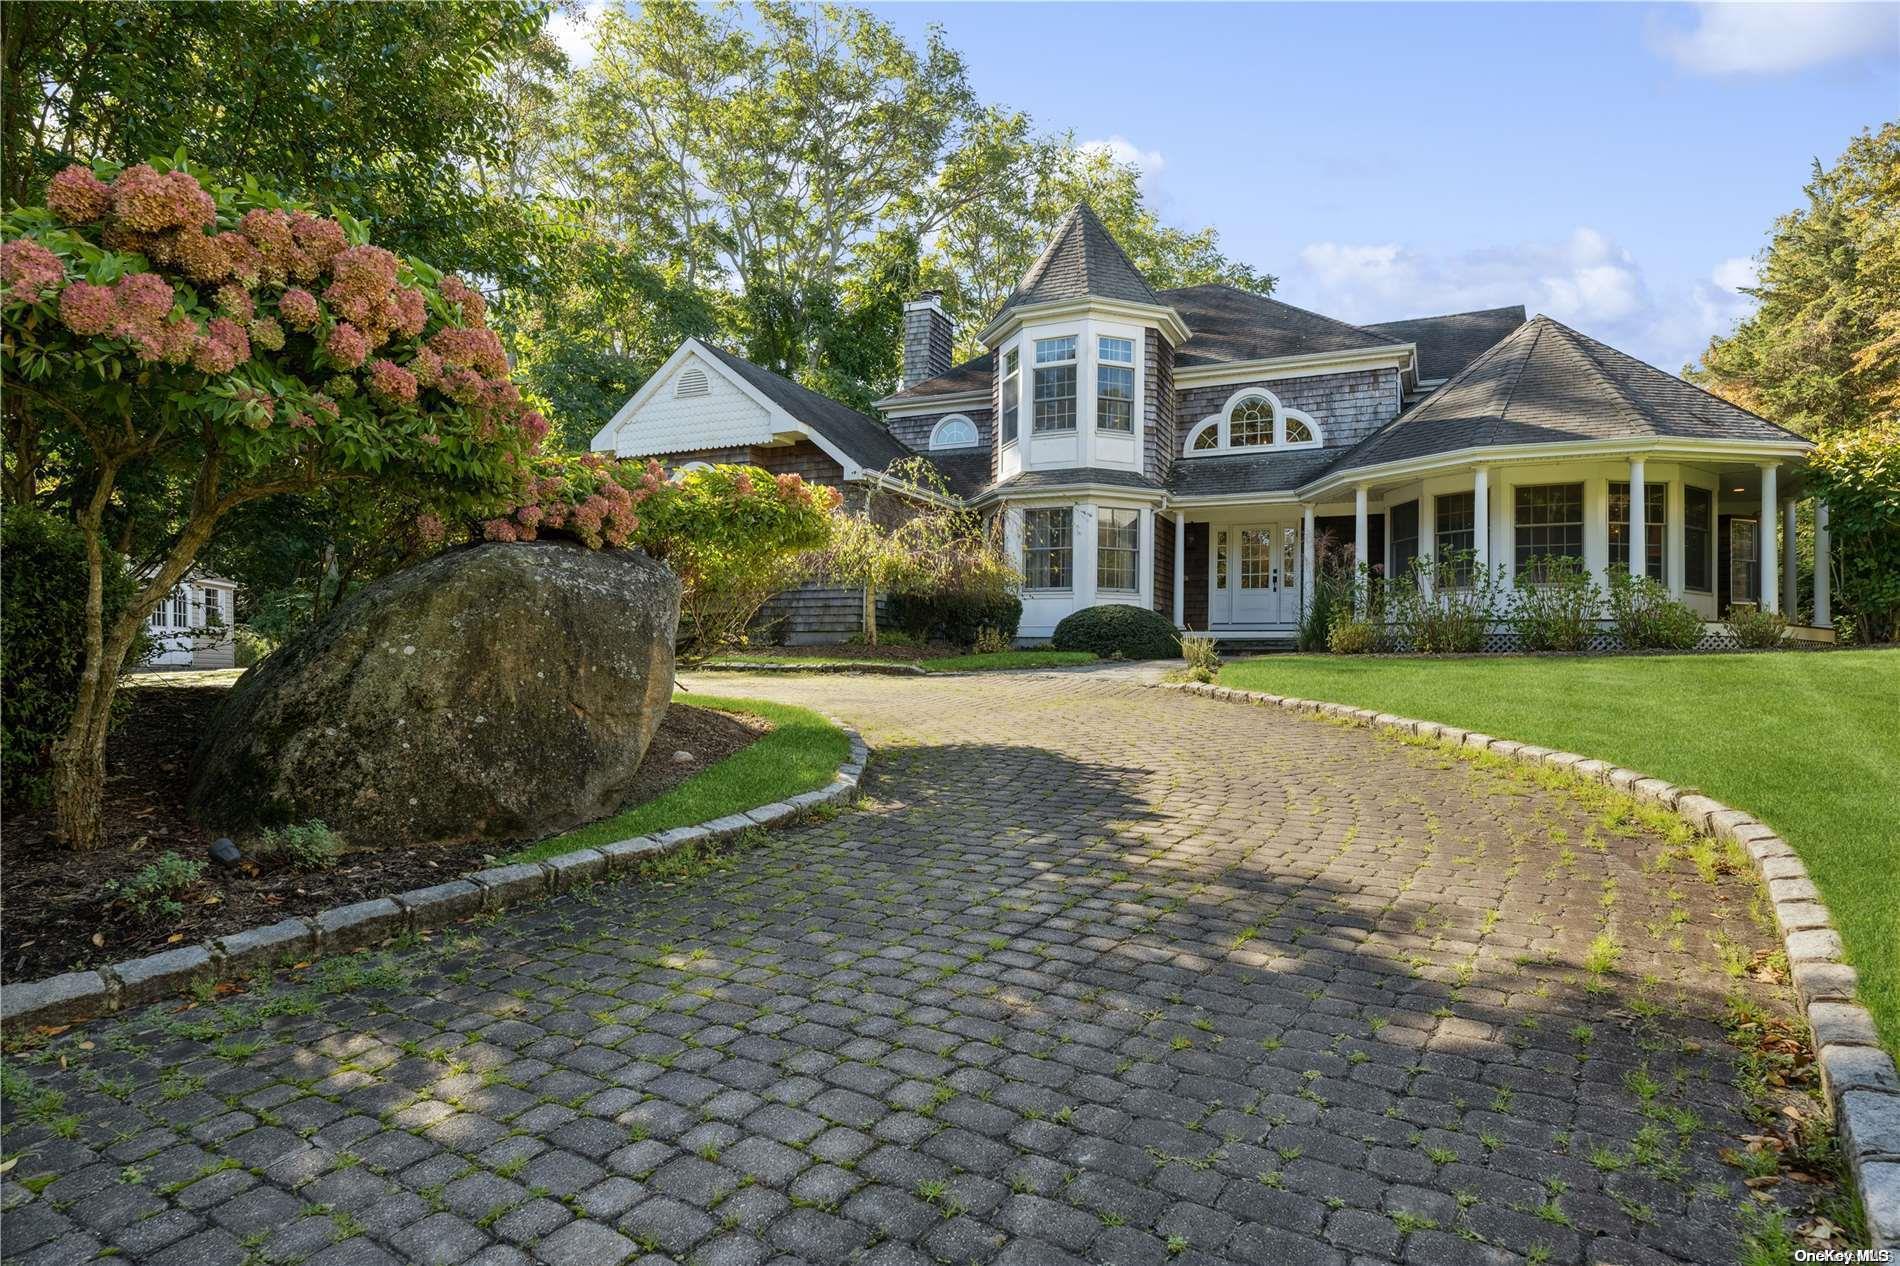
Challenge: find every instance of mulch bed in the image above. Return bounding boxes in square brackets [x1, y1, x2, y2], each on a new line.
[0, 685, 766, 984]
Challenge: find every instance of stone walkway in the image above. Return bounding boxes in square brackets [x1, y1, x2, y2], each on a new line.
[2, 667, 1803, 1265]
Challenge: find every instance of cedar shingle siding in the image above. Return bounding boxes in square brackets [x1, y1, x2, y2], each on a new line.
[1175, 368, 1402, 456]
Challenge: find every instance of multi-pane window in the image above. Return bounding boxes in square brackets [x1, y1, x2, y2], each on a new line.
[1283, 412, 1314, 444]
[1032, 337, 1077, 432]
[1230, 397, 1273, 447]
[1214, 529, 1228, 588]
[1684, 485, 1712, 591]
[204, 588, 225, 627]
[1730, 519, 1760, 603]
[1513, 483, 1584, 578]
[1608, 482, 1666, 580]
[1191, 426, 1219, 451]
[1097, 508, 1139, 592]
[1000, 348, 1020, 444]
[1024, 508, 1072, 590]
[1239, 529, 1272, 589]
[171, 587, 189, 626]
[1095, 337, 1135, 432]
[1390, 501, 1420, 579]
[1435, 492, 1475, 584]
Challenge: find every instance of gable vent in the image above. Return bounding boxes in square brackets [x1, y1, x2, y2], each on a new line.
[674, 368, 710, 399]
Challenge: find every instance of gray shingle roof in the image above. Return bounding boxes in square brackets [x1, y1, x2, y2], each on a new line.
[1157, 285, 1407, 367]
[1168, 449, 1341, 497]
[975, 467, 1163, 500]
[993, 204, 1163, 319]
[699, 343, 914, 473]
[1365, 306, 1526, 382]
[883, 351, 993, 405]
[924, 451, 992, 500]
[1331, 316, 1808, 475]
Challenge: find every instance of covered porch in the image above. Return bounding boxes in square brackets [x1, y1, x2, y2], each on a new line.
[1164, 449, 1838, 642]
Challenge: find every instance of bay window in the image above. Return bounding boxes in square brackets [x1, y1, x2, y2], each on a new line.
[1096, 337, 1134, 432]
[1097, 508, 1139, 591]
[1032, 337, 1076, 433]
[1024, 507, 1073, 590]
[1000, 348, 1020, 444]
[1513, 483, 1584, 579]
[1435, 492, 1475, 584]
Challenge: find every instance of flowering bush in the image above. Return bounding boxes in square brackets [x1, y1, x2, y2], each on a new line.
[2, 156, 550, 850]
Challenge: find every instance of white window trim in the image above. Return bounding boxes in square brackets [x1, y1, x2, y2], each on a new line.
[927, 414, 981, 451]
[999, 345, 1021, 448]
[1021, 504, 1075, 594]
[1095, 505, 1141, 593]
[1182, 387, 1326, 457]
[1031, 336, 1080, 435]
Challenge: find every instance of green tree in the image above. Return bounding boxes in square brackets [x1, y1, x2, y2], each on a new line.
[1688, 123, 1900, 436]
[2, 158, 547, 850]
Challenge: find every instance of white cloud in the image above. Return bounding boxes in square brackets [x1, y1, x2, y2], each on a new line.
[1080, 135, 1168, 202]
[548, 0, 606, 69]
[1649, 2, 1899, 76]
[1285, 228, 1760, 373]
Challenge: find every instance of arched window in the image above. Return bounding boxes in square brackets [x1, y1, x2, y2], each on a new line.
[928, 414, 980, 451]
[1230, 397, 1274, 447]
[674, 367, 710, 399]
[1283, 410, 1317, 445]
[1190, 422, 1219, 451]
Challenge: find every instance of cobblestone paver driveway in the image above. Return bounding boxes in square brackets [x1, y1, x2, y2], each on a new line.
[3, 667, 1801, 1266]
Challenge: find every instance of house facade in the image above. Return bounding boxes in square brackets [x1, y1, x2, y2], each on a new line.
[594, 205, 1832, 645]
[142, 568, 239, 669]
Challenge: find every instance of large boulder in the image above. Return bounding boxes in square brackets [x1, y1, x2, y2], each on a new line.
[190, 541, 679, 848]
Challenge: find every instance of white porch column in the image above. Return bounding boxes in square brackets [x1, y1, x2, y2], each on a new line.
[1760, 464, 1779, 613]
[1782, 496, 1798, 614]
[1665, 477, 1685, 598]
[1172, 511, 1186, 628]
[1472, 465, 1491, 583]
[1814, 501, 1831, 627]
[1302, 503, 1315, 614]
[1353, 484, 1369, 615]
[1627, 459, 1646, 578]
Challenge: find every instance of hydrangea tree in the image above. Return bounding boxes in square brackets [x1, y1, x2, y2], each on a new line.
[2, 156, 550, 851]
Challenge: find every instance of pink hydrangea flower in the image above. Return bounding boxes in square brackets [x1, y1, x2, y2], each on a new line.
[482, 518, 519, 542]
[58, 281, 116, 334]
[366, 358, 418, 405]
[415, 513, 446, 545]
[408, 346, 442, 388]
[323, 320, 368, 369]
[287, 212, 347, 278]
[109, 164, 215, 233]
[46, 165, 112, 223]
[158, 315, 202, 365]
[2, 237, 66, 303]
[440, 273, 487, 327]
[278, 287, 320, 330]
[113, 272, 175, 322]
[248, 316, 285, 351]
[191, 316, 251, 375]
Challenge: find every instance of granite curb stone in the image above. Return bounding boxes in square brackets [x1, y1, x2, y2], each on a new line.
[1155, 677, 1900, 1249]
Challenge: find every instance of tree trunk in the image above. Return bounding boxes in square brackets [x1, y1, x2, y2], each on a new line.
[862, 581, 877, 647]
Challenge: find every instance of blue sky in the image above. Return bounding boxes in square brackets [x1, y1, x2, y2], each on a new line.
[560, 3, 1898, 375]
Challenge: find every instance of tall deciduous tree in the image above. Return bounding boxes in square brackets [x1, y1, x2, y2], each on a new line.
[1688, 123, 1900, 437]
[2, 158, 549, 850]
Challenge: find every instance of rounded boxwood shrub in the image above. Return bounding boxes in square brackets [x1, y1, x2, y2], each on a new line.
[1050, 603, 1181, 659]
[887, 590, 1022, 647]
[1, 507, 145, 805]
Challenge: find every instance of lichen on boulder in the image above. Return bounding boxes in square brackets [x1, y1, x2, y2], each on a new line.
[189, 540, 680, 848]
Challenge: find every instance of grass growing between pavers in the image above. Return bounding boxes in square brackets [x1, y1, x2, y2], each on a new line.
[507, 695, 848, 864]
[1218, 649, 1900, 1055]
[915, 649, 1096, 672]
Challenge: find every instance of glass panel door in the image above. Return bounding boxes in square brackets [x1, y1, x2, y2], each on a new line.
[1730, 519, 1759, 604]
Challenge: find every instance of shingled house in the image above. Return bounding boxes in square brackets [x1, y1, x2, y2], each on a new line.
[593, 205, 1832, 645]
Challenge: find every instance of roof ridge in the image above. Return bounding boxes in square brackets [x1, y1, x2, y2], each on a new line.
[1536, 317, 1673, 437]
[1368, 304, 1527, 326]
[1074, 203, 1161, 302]
[1156, 284, 1405, 349]
[1490, 316, 1546, 429]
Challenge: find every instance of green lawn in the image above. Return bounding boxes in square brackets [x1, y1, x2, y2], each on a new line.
[508, 694, 849, 864]
[917, 650, 1097, 672]
[1219, 650, 1900, 1054]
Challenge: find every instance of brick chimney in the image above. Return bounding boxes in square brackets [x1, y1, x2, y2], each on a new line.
[901, 291, 954, 389]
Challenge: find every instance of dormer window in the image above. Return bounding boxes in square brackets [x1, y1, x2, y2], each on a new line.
[1096, 337, 1135, 432]
[1183, 388, 1325, 456]
[1032, 336, 1077, 433]
[928, 414, 980, 451]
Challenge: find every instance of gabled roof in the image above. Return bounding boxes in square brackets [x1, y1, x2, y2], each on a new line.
[1162, 285, 1408, 368]
[697, 344, 914, 473]
[1365, 306, 1526, 382]
[992, 204, 1164, 319]
[1331, 315, 1808, 475]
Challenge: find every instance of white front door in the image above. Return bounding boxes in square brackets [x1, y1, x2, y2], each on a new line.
[1211, 522, 1301, 627]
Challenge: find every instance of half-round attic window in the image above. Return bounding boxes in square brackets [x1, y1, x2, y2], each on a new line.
[674, 368, 710, 399]
[928, 414, 980, 450]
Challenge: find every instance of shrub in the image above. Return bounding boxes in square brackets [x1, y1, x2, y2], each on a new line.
[1051, 604, 1181, 660]
[107, 852, 205, 918]
[1387, 552, 1497, 653]
[233, 626, 276, 668]
[1606, 573, 1703, 650]
[1178, 631, 1221, 682]
[1512, 556, 1601, 651]
[971, 625, 1013, 655]
[251, 820, 346, 869]
[0, 507, 147, 806]
[887, 589, 1023, 647]
[1728, 603, 1789, 648]
[1326, 615, 1379, 655]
